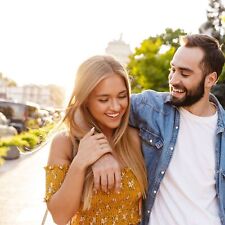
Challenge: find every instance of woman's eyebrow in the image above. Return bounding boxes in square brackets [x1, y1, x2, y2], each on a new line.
[96, 90, 127, 97]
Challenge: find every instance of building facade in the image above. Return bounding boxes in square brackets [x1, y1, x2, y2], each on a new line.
[0, 84, 65, 108]
[105, 34, 132, 66]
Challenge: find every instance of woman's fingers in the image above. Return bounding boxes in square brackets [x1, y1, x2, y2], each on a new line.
[77, 130, 112, 169]
[83, 127, 95, 139]
[114, 169, 122, 193]
[93, 133, 106, 140]
[107, 171, 115, 190]
[93, 173, 100, 192]
[100, 173, 108, 192]
[97, 145, 112, 157]
[97, 139, 108, 145]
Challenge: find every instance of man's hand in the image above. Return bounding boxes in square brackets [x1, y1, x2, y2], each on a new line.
[92, 153, 121, 193]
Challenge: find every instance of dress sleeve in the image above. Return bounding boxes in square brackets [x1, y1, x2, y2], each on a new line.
[44, 165, 69, 202]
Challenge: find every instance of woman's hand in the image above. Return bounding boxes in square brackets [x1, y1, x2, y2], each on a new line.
[74, 128, 112, 169]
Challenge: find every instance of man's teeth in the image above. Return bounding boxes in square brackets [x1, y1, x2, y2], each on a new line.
[173, 88, 184, 93]
[106, 113, 119, 118]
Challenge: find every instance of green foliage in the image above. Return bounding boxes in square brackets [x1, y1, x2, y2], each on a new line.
[200, 0, 225, 51]
[158, 28, 187, 48]
[0, 73, 17, 87]
[19, 133, 40, 148]
[28, 128, 47, 141]
[197, 0, 225, 84]
[128, 28, 187, 92]
[0, 136, 29, 148]
[0, 123, 55, 157]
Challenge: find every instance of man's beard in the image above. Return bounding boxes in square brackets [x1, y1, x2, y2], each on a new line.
[170, 77, 205, 107]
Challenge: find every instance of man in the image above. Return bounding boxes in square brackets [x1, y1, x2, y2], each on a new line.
[92, 34, 225, 225]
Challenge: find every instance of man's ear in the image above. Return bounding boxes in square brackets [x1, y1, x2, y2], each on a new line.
[205, 72, 218, 89]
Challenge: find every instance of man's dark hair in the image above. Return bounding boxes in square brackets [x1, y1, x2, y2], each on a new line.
[181, 34, 225, 78]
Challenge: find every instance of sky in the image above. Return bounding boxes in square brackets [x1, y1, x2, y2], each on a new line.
[0, 0, 213, 96]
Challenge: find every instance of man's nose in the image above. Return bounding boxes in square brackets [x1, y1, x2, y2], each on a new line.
[169, 71, 180, 86]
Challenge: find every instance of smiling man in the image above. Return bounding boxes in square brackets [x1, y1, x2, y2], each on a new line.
[92, 34, 225, 225]
[129, 34, 225, 225]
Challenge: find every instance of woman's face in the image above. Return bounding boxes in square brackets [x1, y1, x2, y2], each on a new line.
[86, 74, 128, 136]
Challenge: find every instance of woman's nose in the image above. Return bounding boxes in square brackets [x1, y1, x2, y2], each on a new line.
[110, 99, 120, 111]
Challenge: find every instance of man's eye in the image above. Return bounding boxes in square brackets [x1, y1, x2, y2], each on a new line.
[181, 72, 189, 77]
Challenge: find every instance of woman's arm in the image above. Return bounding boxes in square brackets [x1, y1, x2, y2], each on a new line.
[46, 128, 112, 225]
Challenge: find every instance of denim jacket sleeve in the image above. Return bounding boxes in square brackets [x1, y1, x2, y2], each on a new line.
[129, 90, 170, 129]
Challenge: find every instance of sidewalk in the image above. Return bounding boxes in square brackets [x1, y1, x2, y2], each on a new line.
[0, 142, 55, 225]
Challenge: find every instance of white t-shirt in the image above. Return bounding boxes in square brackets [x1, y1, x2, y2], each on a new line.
[148, 107, 221, 225]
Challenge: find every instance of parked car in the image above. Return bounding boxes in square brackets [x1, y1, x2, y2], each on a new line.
[0, 100, 39, 133]
[0, 112, 8, 125]
[0, 112, 18, 138]
[37, 109, 53, 127]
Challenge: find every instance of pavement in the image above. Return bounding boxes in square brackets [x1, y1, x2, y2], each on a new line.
[0, 141, 55, 225]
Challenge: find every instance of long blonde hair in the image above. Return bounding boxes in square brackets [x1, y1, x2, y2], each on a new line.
[63, 55, 147, 210]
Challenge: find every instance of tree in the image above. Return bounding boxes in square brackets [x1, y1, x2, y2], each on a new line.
[127, 28, 186, 92]
[204, 0, 225, 45]
[199, 0, 225, 107]
[199, 0, 225, 83]
[0, 73, 17, 87]
[47, 84, 65, 108]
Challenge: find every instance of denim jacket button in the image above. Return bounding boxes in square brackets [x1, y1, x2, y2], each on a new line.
[147, 210, 150, 214]
[175, 126, 179, 129]
[153, 190, 157, 194]
[149, 139, 153, 143]
[170, 147, 174, 150]
[161, 171, 165, 175]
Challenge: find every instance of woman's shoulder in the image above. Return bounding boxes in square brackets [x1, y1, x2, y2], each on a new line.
[127, 126, 138, 135]
[52, 130, 70, 142]
[127, 126, 141, 147]
[47, 131, 74, 165]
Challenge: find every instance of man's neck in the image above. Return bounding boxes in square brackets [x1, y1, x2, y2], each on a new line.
[183, 96, 216, 117]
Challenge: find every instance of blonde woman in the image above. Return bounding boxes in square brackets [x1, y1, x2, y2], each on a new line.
[44, 55, 147, 225]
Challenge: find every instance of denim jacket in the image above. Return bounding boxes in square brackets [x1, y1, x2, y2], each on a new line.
[130, 90, 225, 225]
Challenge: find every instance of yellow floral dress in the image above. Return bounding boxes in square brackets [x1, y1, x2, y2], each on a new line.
[44, 166, 142, 225]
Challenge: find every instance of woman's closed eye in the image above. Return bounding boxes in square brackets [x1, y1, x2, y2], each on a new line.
[118, 95, 127, 99]
[98, 99, 108, 103]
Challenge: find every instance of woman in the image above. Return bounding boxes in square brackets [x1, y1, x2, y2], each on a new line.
[44, 55, 147, 225]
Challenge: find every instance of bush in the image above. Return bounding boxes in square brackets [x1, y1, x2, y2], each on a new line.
[19, 133, 40, 149]
[0, 123, 55, 152]
[28, 128, 47, 142]
[0, 136, 29, 148]
[0, 123, 56, 165]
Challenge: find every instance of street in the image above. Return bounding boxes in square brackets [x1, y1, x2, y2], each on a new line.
[0, 142, 55, 225]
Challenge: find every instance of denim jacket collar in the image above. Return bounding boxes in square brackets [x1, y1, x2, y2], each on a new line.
[164, 93, 225, 131]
